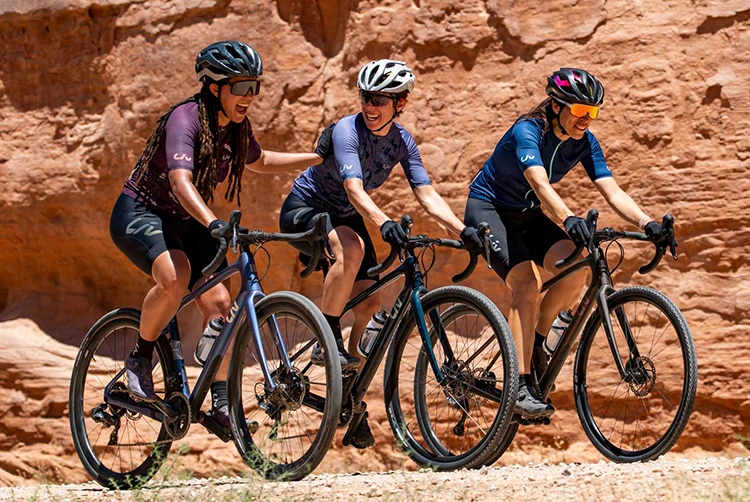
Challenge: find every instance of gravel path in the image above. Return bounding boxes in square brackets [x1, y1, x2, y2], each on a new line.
[0, 457, 746, 502]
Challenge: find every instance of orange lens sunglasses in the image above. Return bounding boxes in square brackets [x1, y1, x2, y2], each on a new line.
[558, 100, 600, 119]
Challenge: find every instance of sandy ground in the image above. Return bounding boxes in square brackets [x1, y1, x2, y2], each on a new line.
[0, 456, 746, 502]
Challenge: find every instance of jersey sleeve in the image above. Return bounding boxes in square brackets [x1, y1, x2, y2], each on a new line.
[165, 104, 202, 173]
[398, 128, 432, 189]
[512, 120, 545, 171]
[332, 116, 364, 182]
[245, 119, 262, 164]
[581, 131, 612, 181]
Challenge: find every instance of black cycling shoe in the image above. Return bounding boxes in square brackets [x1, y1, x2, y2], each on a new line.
[125, 354, 158, 402]
[310, 342, 360, 369]
[208, 404, 231, 429]
[349, 411, 375, 449]
[515, 376, 555, 419]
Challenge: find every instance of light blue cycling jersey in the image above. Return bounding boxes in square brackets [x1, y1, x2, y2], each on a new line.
[291, 113, 432, 217]
[469, 118, 611, 211]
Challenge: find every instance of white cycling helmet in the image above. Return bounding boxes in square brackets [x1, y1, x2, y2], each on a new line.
[357, 59, 415, 94]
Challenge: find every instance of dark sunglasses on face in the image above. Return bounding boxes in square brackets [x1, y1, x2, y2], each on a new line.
[225, 79, 261, 96]
[359, 90, 393, 107]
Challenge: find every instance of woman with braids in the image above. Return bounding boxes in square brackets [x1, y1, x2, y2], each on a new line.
[465, 68, 675, 419]
[109, 41, 325, 431]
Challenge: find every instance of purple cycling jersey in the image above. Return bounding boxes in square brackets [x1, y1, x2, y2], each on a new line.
[291, 113, 432, 217]
[123, 102, 262, 219]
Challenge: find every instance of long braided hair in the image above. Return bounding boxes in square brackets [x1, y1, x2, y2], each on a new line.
[133, 82, 249, 205]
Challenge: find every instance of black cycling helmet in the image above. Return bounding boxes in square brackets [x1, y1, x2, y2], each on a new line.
[546, 68, 604, 106]
[195, 40, 262, 83]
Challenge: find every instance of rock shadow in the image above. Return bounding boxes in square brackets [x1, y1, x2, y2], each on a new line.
[277, 0, 359, 58]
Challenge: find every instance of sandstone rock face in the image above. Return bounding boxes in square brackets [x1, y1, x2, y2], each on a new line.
[0, 0, 748, 486]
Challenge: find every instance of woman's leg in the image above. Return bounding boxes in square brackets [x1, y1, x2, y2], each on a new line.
[127, 249, 191, 401]
[464, 198, 554, 418]
[348, 279, 379, 362]
[504, 261, 544, 376]
[139, 250, 192, 341]
[321, 225, 365, 317]
[537, 240, 588, 334]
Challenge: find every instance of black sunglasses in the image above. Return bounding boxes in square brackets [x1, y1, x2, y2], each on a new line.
[359, 90, 393, 107]
[224, 79, 261, 96]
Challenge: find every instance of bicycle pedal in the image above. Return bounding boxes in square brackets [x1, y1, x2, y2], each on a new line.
[199, 412, 232, 443]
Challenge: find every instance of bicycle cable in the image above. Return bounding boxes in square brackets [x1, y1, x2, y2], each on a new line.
[604, 238, 625, 274]
[417, 242, 437, 287]
[252, 244, 272, 282]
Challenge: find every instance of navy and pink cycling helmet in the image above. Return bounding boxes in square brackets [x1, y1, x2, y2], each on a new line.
[546, 68, 604, 106]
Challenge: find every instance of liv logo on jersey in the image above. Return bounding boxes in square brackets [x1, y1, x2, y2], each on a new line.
[520, 154, 536, 163]
[173, 153, 192, 161]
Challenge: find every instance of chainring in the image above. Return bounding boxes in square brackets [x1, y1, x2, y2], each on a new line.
[163, 392, 191, 440]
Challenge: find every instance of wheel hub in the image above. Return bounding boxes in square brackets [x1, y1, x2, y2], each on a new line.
[624, 356, 656, 397]
[442, 360, 474, 404]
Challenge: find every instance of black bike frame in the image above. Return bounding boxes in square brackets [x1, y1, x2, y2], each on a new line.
[103, 250, 291, 423]
[537, 243, 639, 398]
[339, 253, 501, 415]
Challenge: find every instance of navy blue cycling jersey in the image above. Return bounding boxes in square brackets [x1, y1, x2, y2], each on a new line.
[291, 113, 432, 217]
[469, 118, 611, 211]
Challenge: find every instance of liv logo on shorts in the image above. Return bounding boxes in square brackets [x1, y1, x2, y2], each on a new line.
[125, 217, 163, 236]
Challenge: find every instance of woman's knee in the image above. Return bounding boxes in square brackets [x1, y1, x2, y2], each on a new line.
[506, 262, 543, 302]
[331, 227, 365, 269]
[152, 251, 191, 297]
[197, 283, 231, 316]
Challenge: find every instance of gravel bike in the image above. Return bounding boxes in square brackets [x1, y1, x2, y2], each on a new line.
[485, 209, 697, 463]
[309, 216, 518, 470]
[69, 211, 341, 488]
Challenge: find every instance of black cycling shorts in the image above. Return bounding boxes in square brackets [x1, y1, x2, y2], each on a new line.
[464, 197, 569, 280]
[110, 193, 227, 290]
[279, 193, 379, 282]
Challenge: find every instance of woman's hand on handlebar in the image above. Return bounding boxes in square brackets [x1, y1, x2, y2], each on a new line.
[380, 220, 409, 247]
[459, 226, 484, 255]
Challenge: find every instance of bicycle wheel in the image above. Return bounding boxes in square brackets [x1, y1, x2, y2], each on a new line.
[69, 308, 174, 489]
[228, 291, 341, 481]
[384, 285, 518, 470]
[574, 285, 697, 462]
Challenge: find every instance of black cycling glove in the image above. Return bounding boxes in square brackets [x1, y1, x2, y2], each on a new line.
[209, 219, 232, 240]
[314, 122, 336, 160]
[645, 220, 677, 249]
[460, 226, 484, 255]
[564, 215, 591, 247]
[380, 220, 409, 247]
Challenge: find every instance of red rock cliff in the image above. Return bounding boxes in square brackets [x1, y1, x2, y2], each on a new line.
[0, 0, 748, 485]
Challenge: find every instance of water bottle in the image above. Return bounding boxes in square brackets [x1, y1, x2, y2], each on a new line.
[195, 318, 223, 366]
[357, 310, 387, 357]
[544, 309, 573, 355]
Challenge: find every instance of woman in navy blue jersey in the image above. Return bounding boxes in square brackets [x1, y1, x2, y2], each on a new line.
[465, 68, 670, 419]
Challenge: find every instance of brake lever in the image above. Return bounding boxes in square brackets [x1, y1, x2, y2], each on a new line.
[478, 222, 492, 270]
[231, 225, 238, 254]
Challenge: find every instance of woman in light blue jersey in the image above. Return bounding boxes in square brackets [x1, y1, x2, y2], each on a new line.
[465, 68, 672, 419]
[279, 59, 484, 449]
